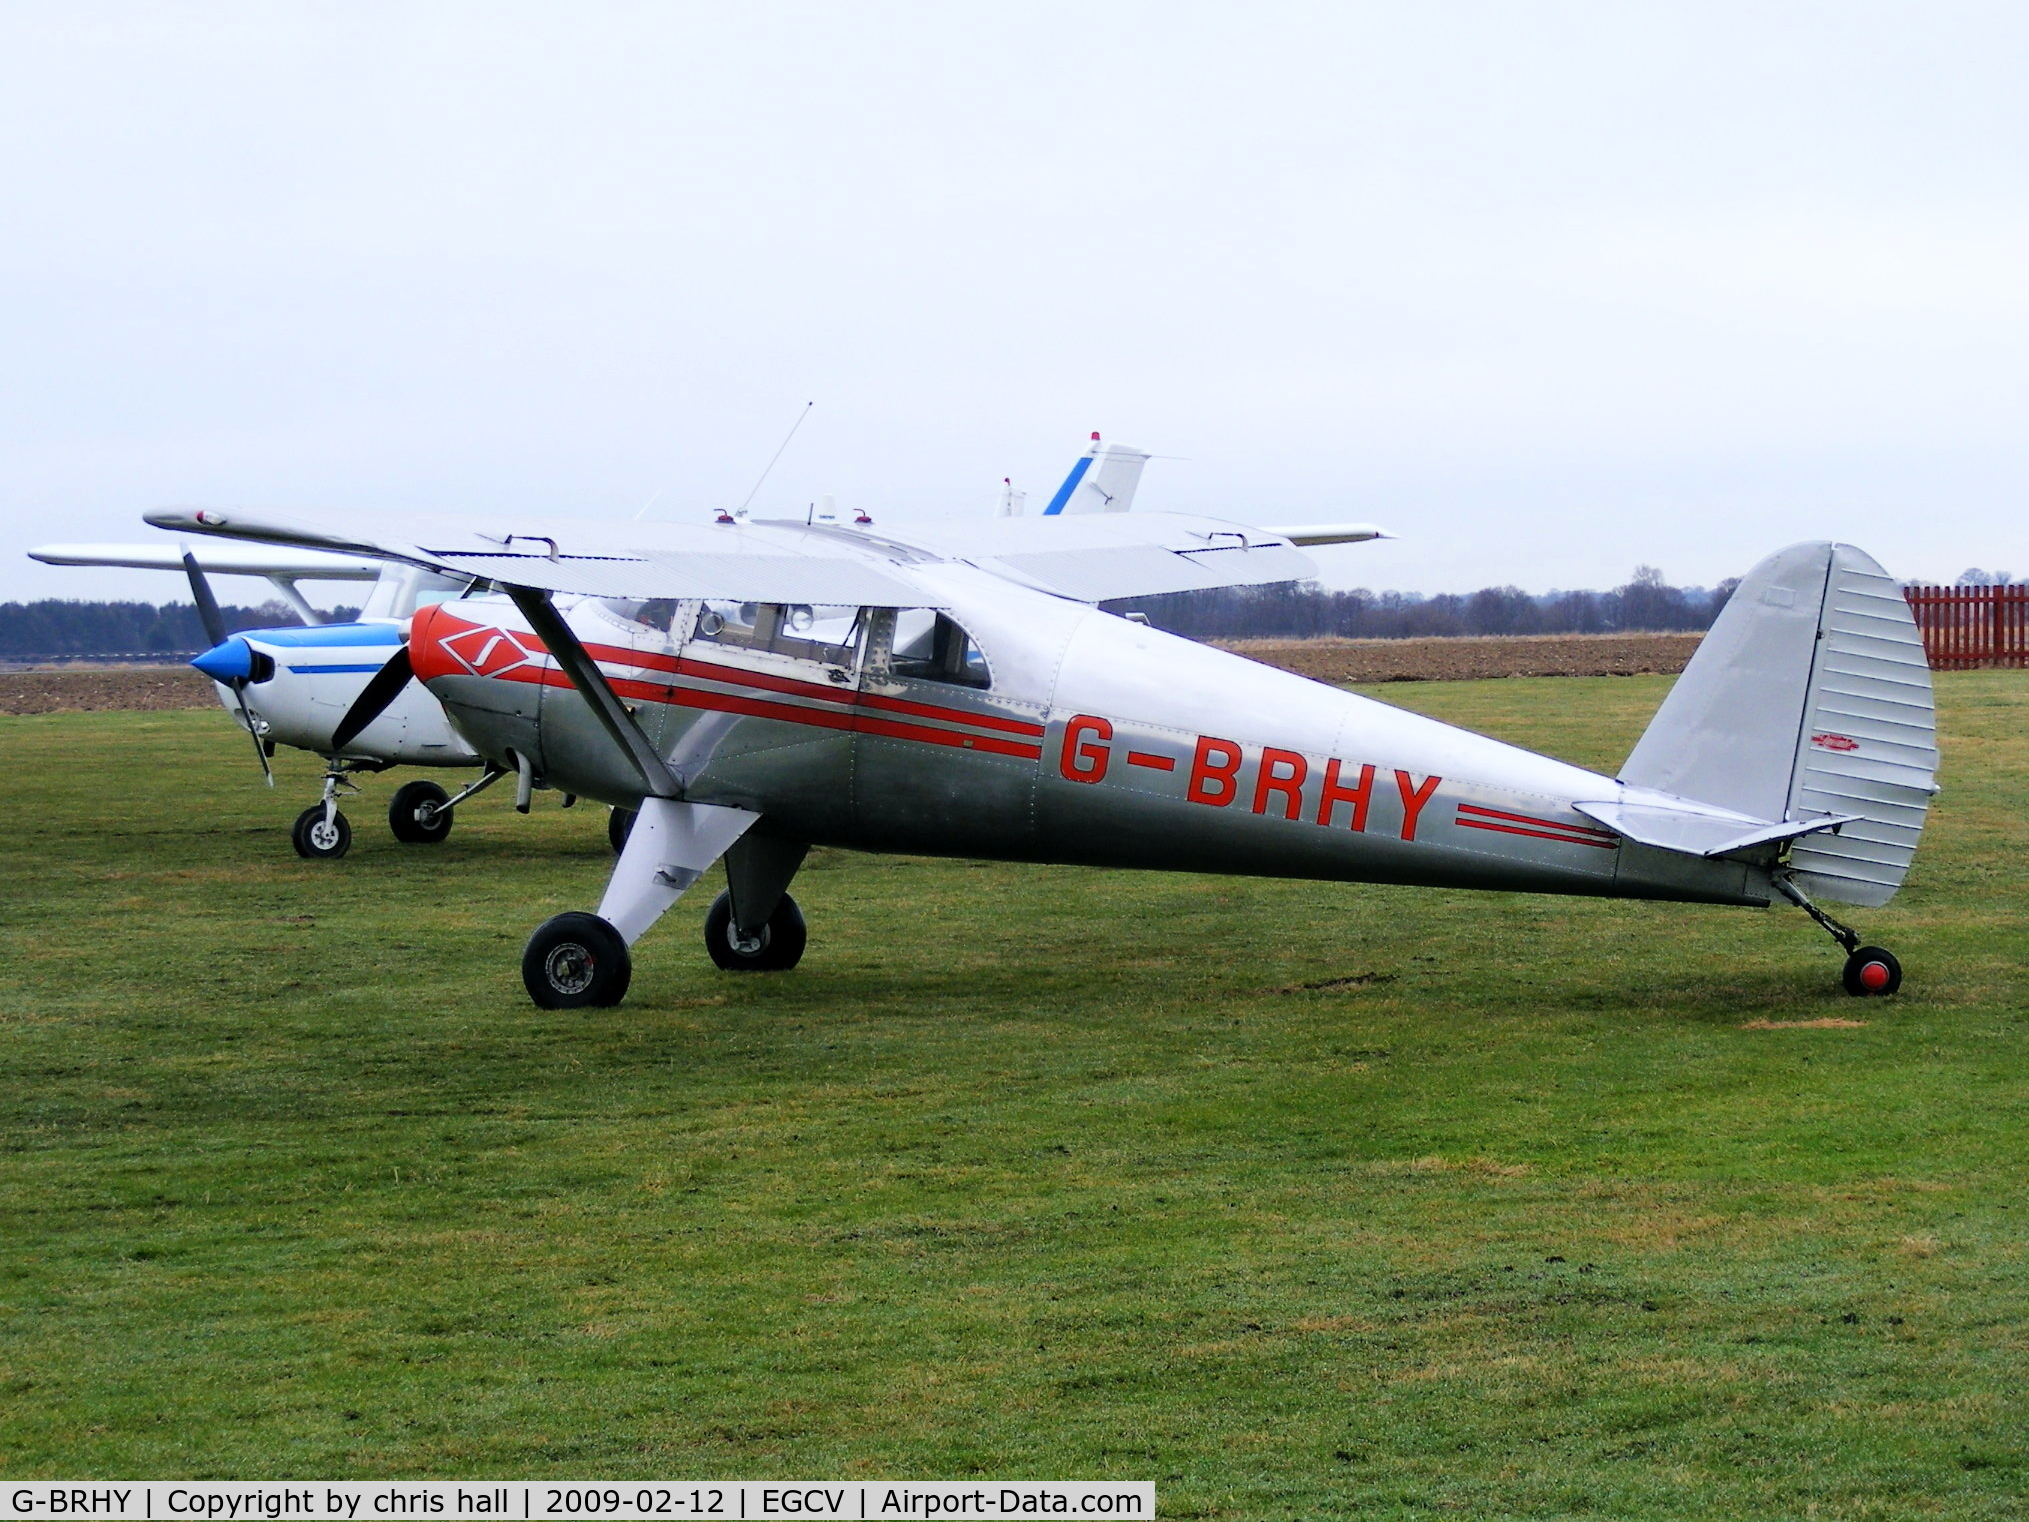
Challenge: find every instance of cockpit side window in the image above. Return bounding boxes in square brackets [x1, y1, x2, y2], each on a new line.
[595, 598, 682, 634]
[690, 602, 864, 669]
[889, 610, 990, 689]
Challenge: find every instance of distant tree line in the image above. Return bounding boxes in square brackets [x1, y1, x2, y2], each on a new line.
[0, 600, 359, 660]
[1107, 566, 1738, 641]
[8, 568, 1728, 658]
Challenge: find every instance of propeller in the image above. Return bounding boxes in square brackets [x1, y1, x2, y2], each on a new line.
[184, 550, 227, 647]
[184, 550, 273, 787]
[329, 644, 415, 751]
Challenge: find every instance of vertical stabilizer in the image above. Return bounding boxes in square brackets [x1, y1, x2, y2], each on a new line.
[1042, 433, 1151, 515]
[1620, 542, 1936, 906]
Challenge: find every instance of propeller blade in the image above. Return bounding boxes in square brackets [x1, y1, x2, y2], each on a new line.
[230, 682, 274, 787]
[182, 551, 228, 648]
[330, 645, 414, 751]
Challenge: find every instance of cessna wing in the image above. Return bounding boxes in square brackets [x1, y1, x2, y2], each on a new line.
[28, 541, 384, 579]
[144, 505, 1351, 604]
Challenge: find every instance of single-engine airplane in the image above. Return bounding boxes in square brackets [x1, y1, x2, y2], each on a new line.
[30, 436, 1164, 859]
[147, 485, 1931, 1012]
[26, 538, 509, 856]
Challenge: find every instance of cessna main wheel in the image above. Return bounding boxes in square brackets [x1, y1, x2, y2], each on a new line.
[523, 912, 632, 1009]
[703, 890, 806, 972]
[388, 780, 453, 844]
[291, 806, 351, 860]
[608, 807, 636, 853]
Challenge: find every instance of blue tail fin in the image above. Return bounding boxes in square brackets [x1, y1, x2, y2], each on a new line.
[1042, 432, 1150, 515]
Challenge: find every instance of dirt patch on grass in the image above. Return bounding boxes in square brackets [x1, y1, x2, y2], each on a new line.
[1222, 631, 1703, 684]
[1739, 1018, 1870, 1029]
[1265, 972, 1397, 994]
[0, 666, 215, 715]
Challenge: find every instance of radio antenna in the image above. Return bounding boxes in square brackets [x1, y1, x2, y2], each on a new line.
[734, 401, 814, 519]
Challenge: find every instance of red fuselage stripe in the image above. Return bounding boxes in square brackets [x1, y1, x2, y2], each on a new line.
[564, 639, 1045, 736]
[463, 659, 1042, 760]
[853, 687, 1045, 736]
[1456, 801, 1617, 838]
[1456, 817, 1619, 849]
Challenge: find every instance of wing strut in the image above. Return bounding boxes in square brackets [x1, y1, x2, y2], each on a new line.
[503, 585, 682, 799]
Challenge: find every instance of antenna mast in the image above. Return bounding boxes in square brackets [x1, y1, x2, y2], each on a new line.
[734, 401, 814, 520]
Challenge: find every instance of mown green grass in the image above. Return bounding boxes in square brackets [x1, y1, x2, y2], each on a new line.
[3, 673, 2026, 1518]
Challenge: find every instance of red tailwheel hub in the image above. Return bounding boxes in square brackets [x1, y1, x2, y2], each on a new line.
[1842, 946, 1902, 997]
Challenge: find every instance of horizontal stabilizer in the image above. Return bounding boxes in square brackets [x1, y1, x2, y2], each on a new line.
[1574, 797, 1861, 858]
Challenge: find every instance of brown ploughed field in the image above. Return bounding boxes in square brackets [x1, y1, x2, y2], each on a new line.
[1221, 630, 1703, 684]
[0, 666, 216, 715]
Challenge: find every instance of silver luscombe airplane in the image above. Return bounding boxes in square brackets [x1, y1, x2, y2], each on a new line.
[146, 496, 1935, 1010]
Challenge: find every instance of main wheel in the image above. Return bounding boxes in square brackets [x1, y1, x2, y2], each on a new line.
[522, 912, 632, 1008]
[1842, 945, 1902, 997]
[388, 780, 453, 844]
[703, 889, 807, 972]
[608, 807, 636, 854]
[291, 805, 351, 860]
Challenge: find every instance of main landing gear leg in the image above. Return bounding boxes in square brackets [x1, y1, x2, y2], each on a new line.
[707, 836, 810, 972]
[521, 798, 758, 1009]
[389, 766, 507, 845]
[1773, 874, 1903, 997]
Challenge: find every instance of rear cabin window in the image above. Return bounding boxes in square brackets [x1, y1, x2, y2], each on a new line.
[891, 610, 990, 689]
[692, 602, 863, 668]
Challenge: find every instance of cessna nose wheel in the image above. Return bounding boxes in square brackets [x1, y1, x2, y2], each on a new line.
[291, 805, 351, 860]
[704, 890, 806, 972]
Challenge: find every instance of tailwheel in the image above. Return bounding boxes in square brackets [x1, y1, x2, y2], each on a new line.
[1843, 946, 1902, 997]
[388, 780, 453, 844]
[703, 890, 806, 972]
[523, 912, 632, 1009]
[291, 805, 351, 860]
[1775, 875, 1904, 998]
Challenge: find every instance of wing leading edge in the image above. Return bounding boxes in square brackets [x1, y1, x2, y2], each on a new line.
[144, 505, 1334, 605]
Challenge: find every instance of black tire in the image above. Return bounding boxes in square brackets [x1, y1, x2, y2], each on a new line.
[703, 889, 806, 972]
[608, 807, 636, 854]
[388, 780, 453, 844]
[1842, 945, 1902, 997]
[291, 805, 351, 860]
[522, 912, 632, 1009]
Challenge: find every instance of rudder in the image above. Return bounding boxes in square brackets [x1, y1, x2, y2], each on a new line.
[1620, 542, 1937, 906]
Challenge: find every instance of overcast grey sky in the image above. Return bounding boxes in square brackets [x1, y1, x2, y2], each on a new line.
[5, 1, 2027, 604]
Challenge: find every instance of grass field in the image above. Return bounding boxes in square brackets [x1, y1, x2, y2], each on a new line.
[4, 672, 2026, 1517]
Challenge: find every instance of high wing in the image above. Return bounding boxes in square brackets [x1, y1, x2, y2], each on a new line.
[28, 541, 384, 579]
[143, 504, 1363, 604]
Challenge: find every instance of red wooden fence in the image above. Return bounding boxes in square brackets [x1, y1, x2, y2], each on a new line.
[1903, 584, 2029, 669]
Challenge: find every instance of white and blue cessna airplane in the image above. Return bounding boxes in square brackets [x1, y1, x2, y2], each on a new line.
[27, 538, 498, 856]
[145, 473, 1933, 1012]
[28, 435, 1165, 859]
